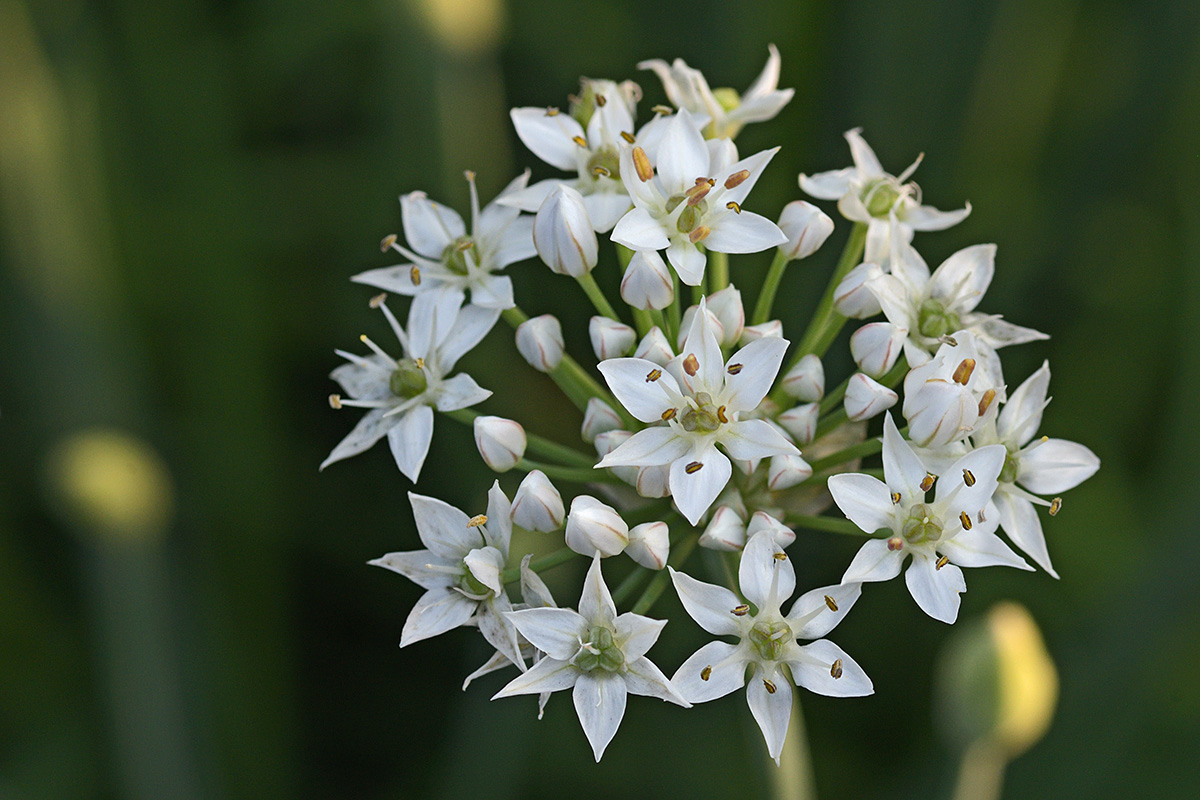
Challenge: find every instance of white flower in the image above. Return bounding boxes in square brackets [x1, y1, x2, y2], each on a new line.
[865, 236, 1047, 366]
[829, 415, 1031, 624]
[671, 532, 872, 764]
[370, 483, 524, 667]
[800, 128, 970, 263]
[493, 555, 689, 761]
[971, 362, 1100, 577]
[700, 505, 748, 551]
[706, 285, 746, 346]
[639, 45, 794, 139]
[533, 184, 598, 277]
[323, 293, 495, 480]
[611, 109, 787, 287]
[354, 171, 535, 312]
[596, 299, 798, 525]
[903, 331, 1005, 448]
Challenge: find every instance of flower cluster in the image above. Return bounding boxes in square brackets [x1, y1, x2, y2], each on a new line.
[323, 48, 1098, 764]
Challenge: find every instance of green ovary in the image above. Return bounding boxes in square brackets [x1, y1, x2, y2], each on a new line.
[573, 625, 624, 672]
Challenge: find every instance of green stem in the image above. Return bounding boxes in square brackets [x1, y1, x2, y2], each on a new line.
[631, 532, 698, 614]
[500, 545, 577, 584]
[576, 272, 621, 321]
[632, 308, 653, 338]
[610, 566, 651, 606]
[515, 458, 618, 485]
[691, 281, 704, 305]
[752, 249, 790, 326]
[709, 250, 730, 291]
[950, 740, 1008, 800]
[441, 408, 595, 468]
[805, 437, 883, 474]
[785, 514, 871, 537]
[771, 694, 818, 800]
[648, 308, 668, 334]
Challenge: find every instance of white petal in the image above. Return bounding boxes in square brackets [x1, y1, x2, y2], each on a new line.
[620, 248, 674, 310]
[410, 492, 480, 558]
[615, 613, 668, 662]
[671, 641, 746, 703]
[387, 405, 435, 482]
[434, 373, 491, 412]
[351, 264, 424, 295]
[889, 235, 930, 288]
[997, 361, 1050, 447]
[936, 445, 1007, 515]
[928, 244, 995, 314]
[467, 274, 514, 310]
[844, 128, 883, 176]
[623, 656, 690, 705]
[657, 109, 711, 192]
[723, 336, 789, 412]
[520, 554, 558, 607]
[573, 672, 628, 762]
[704, 211, 787, 254]
[597, 357, 681, 423]
[746, 665, 792, 764]
[941, 528, 1031, 570]
[715, 147, 779, 206]
[669, 568, 743, 636]
[611, 206, 671, 251]
[436, 305, 500, 371]
[904, 554, 965, 624]
[464, 545, 506, 595]
[787, 582, 862, 640]
[904, 202, 971, 231]
[849, 321, 907, 377]
[669, 446, 733, 526]
[477, 594, 525, 670]
[582, 191, 633, 234]
[368, 549, 457, 591]
[487, 215, 537, 269]
[506, 607, 586, 661]
[720, 419, 798, 461]
[666, 240, 707, 286]
[842, 537, 904, 583]
[497, 178, 559, 213]
[477, 170, 531, 235]
[578, 554, 617, 626]
[510, 107, 586, 171]
[882, 413, 930, 502]
[1018, 439, 1101, 494]
[827, 473, 895, 535]
[788, 639, 872, 697]
[739, 531, 795, 612]
[400, 587, 476, 646]
[408, 289, 464, 360]
[799, 167, 855, 200]
[745, 44, 783, 99]
[492, 656, 578, 699]
[484, 484, 512, 557]
[968, 315, 1049, 350]
[320, 408, 396, 470]
[679, 297, 725, 389]
[401, 191, 465, 260]
[993, 491, 1057, 578]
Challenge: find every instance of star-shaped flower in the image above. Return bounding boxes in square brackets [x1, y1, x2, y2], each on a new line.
[370, 483, 524, 668]
[323, 292, 495, 480]
[353, 171, 536, 312]
[670, 532, 872, 764]
[493, 555, 689, 761]
[829, 414, 1031, 624]
[611, 109, 786, 286]
[596, 298, 798, 525]
[800, 128, 970, 263]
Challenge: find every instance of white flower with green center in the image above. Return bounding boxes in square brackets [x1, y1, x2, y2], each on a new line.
[863, 233, 1047, 366]
[595, 298, 798, 525]
[638, 45, 794, 140]
[670, 532, 872, 764]
[492, 555, 689, 761]
[370, 483, 524, 669]
[503, 79, 659, 233]
[322, 292, 495, 480]
[353, 171, 536, 312]
[800, 128, 970, 263]
[902, 330, 1006, 449]
[611, 109, 787, 286]
[829, 414, 1031, 624]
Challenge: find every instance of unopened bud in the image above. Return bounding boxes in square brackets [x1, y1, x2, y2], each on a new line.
[634, 327, 675, 366]
[581, 398, 622, 443]
[620, 249, 674, 310]
[533, 185, 598, 277]
[589, 316, 637, 361]
[677, 305, 725, 350]
[844, 372, 898, 422]
[473, 416, 526, 472]
[833, 262, 884, 319]
[698, 505, 747, 551]
[768, 453, 813, 491]
[635, 464, 671, 498]
[781, 354, 825, 401]
[740, 320, 783, 345]
[777, 200, 835, 261]
[565, 495, 629, 557]
[850, 322, 907, 377]
[626, 521, 670, 569]
[511, 470, 565, 532]
[515, 314, 564, 372]
[706, 286, 745, 346]
[746, 511, 796, 548]
[777, 403, 819, 445]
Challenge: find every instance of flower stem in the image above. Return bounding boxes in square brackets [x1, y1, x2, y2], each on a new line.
[576, 272, 621, 321]
[500, 545, 577, 584]
[751, 249, 790, 326]
[785, 513, 870, 537]
[709, 250, 729, 291]
[771, 694, 818, 800]
[631, 531, 698, 614]
[631, 308, 653, 338]
[610, 565, 651, 606]
[441, 408, 596, 468]
[812, 356, 908, 439]
[515, 458, 619, 485]
[950, 740, 1008, 800]
[804, 437, 883, 474]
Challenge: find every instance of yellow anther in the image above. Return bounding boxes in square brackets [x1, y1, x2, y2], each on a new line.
[328, 394, 343, 409]
[887, 537, 904, 551]
[410, 266, 421, 286]
[380, 234, 398, 252]
[661, 408, 677, 421]
[824, 595, 839, 612]
[952, 358, 976, 385]
[463, 169, 477, 182]
[456, 238, 474, 251]
[891, 491, 902, 504]
[732, 604, 750, 616]
[369, 292, 387, 309]
[595, 94, 607, 107]
[545, 107, 560, 116]
[652, 104, 673, 115]
[830, 659, 844, 679]
[686, 185, 711, 206]
[724, 169, 751, 189]
[1049, 497, 1063, 516]
[717, 405, 728, 424]
[727, 363, 743, 375]
[620, 130, 636, 144]
[978, 389, 996, 416]
[920, 473, 936, 493]
[645, 368, 662, 382]
[773, 551, 787, 561]
[572, 135, 588, 148]
[938, 334, 959, 347]
[959, 511, 973, 531]
[936, 555, 950, 570]
[414, 358, 425, 369]
[683, 354, 699, 376]
[701, 665, 712, 681]
[468, 514, 488, 528]
[685, 461, 704, 474]
[592, 166, 611, 177]
[689, 225, 711, 244]
[763, 679, 777, 694]
[963, 468, 976, 487]
[726, 201, 742, 214]
[632, 147, 654, 182]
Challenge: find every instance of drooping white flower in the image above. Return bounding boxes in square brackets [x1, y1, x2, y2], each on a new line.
[323, 293, 495, 480]
[581, 398, 623, 443]
[354, 171, 535, 312]
[493, 555, 689, 761]
[800, 129, 970, 263]
[596, 299, 798, 525]
[611, 109, 787, 286]
[639, 45, 795, 140]
[903, 331, 1006, 448]
[970, 362, 1100, 577]
[370, 483, 524, 667]
[864, 236, 1047, 367]
[671, 532, 872, 764]
[829, 415, 1031, 624]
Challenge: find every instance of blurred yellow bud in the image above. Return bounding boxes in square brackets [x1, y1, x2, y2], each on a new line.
[416, 0, 505, 53]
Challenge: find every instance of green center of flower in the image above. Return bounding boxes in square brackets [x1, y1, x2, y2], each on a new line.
[664, 194, 709, 234]
[917, 298, 961, 339]
[587, 146, 620, 181]
[863, 178, 902, 217]
[459, 569, 491, 598]
[441, 235, 478, 276]
[390, 359, 428, 398]
[748, 620, 792, 662]
[573, 625, 624, 673]
[679, 392, 722, 433]
[712, 87, 741, 113]
[999, 450, 1019, 484]
[902, 502, 943, 544]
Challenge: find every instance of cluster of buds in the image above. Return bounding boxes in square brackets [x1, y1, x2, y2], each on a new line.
[323, 47, 1098, 764]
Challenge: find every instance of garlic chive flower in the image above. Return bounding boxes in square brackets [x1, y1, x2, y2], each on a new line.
[670, 532, 872, 764]
[493, 555, 689, 761]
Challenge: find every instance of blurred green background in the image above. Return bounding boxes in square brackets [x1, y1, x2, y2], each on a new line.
[1, 0, 1197, 797]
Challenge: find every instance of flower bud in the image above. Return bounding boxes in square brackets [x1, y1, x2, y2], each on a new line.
[698, 505, 747, 551]
[740, 320, 783, 345]
[746, 511, 795, 548]
[781, 354, 824, 401]
[634, 327, 675, 366]
[677, 305, 725, 350]
[777, 403, 819, 444]
[850, 322, 907, 377]
[593, 430, 639, 486]
[565, 495, 629, 556]
[844, 372, 898, 422]
[534, 185, 598, 277]
[588, 316, 636, 361]
[510, 470, 565, 532]
[777, 200, 835, 260]
[473, 415, 526, 472]
[620, 249, 674, 310]
[833, 262, 884, 319]
[706, 286, 745, 346]
[635, 464, 671, 498]
[581, 398, 622, 443]
[768, 453, 812, 491]
[515, 314, 564, 372]
[626, 521, 670, 569]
